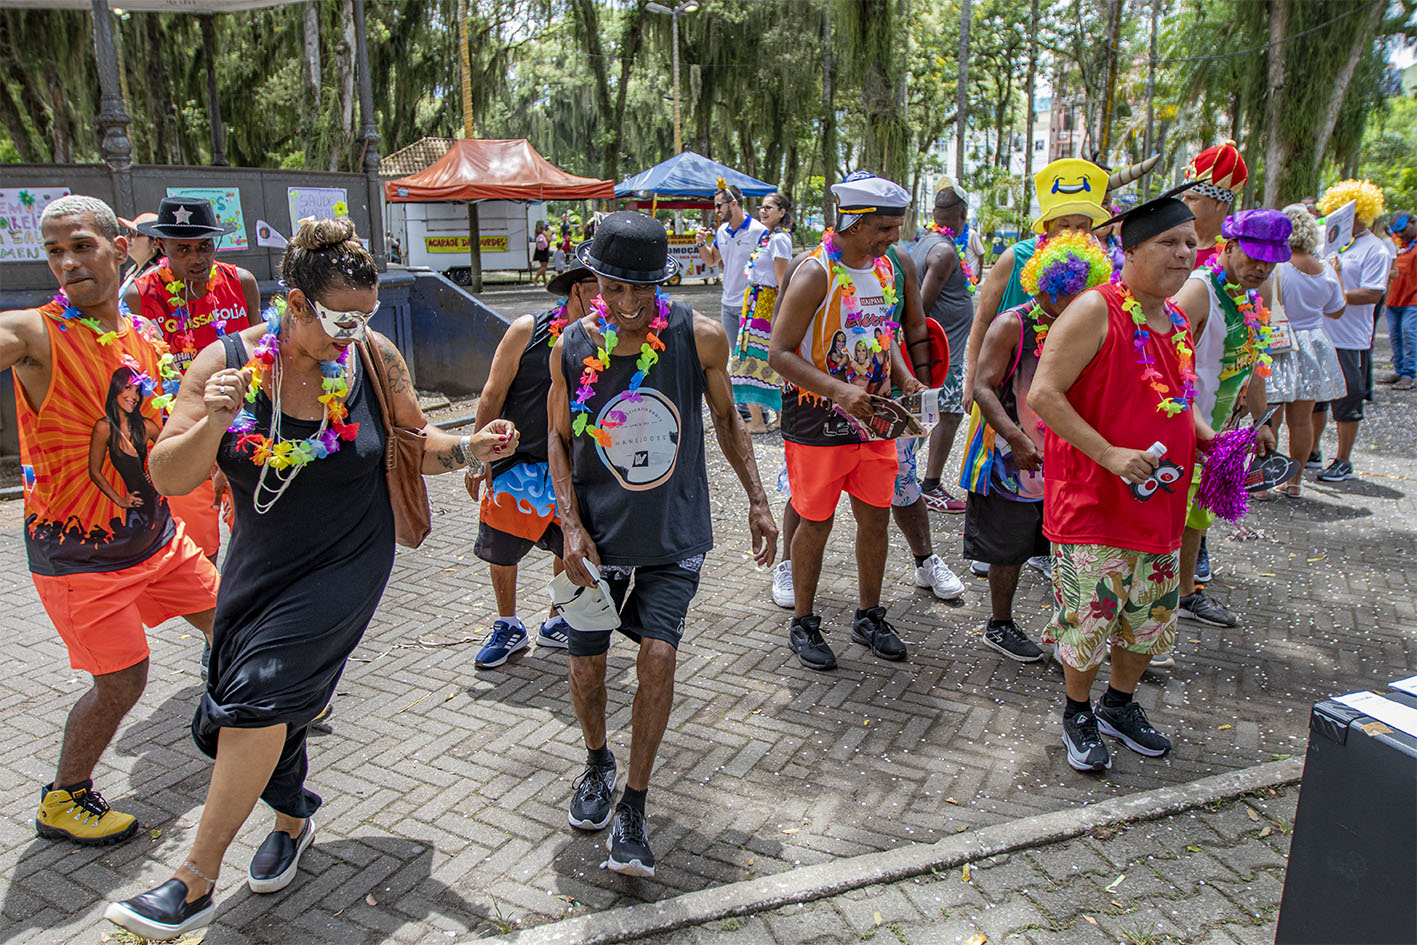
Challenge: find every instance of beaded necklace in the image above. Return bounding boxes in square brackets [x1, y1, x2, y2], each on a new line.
[820, 230, 900, 352]
[927, 222, 978, 291]
[48, 290, 182, 410]
[157, 265, 224, 360]
[1205, 256, 1273, 378]
[1114, 274, 1197, 416]
[569, 290, 671, 448]
[228, 300, 359, 512]
[742, 228, 780, 282]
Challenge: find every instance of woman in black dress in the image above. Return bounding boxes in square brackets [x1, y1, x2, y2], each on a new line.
[105, 219, 518, 939]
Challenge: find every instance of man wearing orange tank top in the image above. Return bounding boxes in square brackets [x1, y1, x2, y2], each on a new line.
[124, 197, 259, 566]
[0, 196, 220, 845]
[1030, 189, 1212, 775]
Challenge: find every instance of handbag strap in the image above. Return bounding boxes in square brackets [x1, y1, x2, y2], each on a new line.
[357, 338, 398, 470]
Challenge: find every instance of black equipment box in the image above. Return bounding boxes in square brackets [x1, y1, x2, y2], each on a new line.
[1275, 691, 1417, 944]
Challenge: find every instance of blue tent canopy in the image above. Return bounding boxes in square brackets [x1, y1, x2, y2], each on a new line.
[615, 150, 775, 198]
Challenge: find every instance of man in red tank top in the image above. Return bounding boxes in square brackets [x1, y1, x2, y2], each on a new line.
[0, 195, 220, 845]
[1029, 190, 1211, 775]
[124, 197, 260, 564]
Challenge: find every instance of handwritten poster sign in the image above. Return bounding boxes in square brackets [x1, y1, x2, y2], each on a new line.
[166, 186, 247, 251]
[288, 187, 349, 231]
[0, 186, 71, 262]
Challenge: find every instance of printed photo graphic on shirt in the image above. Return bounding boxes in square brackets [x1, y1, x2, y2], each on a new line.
[25, 366, 170, 566]
[593, 388, 681, 491]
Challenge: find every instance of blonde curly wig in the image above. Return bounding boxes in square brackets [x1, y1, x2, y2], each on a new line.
[1318, 179, 1385, 226]
[1281, 203, 1322, 253]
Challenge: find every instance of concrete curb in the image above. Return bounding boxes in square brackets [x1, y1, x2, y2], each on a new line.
[482, 758, 1303, 945]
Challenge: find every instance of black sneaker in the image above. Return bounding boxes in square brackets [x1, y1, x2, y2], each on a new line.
[248, 818, 315, 893]
[1095, 700, 1172, 757]
[1304, 450, 1324, 470]
[1062, 710, 1111, 772]
[850, 606, 907, 661]
[105, 879, 215, 940]
[1317, 458, 1354, 482]
[788, 615, 838, 671]
[606, 804, 655, 877]
[1194, 537, 1213, 583]
[568, 756, 616, 830]
[1179, 590, 1238, 628]
[983, 619, 1044, 662]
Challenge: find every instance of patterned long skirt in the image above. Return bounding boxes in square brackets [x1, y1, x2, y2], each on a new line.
[729, 283, 783, 409]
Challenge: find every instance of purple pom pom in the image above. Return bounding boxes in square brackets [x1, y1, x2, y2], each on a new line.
[1195, 427, 1257, 522]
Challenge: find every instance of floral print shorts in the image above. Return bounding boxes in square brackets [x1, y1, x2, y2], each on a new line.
[1045, 542, 1180, 671]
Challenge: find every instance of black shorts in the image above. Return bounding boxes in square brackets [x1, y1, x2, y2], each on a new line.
[533, 247, 550, 263]
[473, 521, 565, 567]
[566, 557, 704, 657]
[963, 490, 1048, 565]
[1329, 348, 1371, 422]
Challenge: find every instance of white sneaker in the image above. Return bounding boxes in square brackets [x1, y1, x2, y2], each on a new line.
[1027, 555, 1053, 580]
[771, 560, 794, 608]
[969, 560, 990, 577]
[914, 554, 965, 600]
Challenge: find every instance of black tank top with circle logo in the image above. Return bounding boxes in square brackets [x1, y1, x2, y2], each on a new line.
[559, 300, 714, 566]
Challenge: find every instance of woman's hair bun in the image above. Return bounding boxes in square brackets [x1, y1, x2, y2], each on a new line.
[291, 217, 358, 253]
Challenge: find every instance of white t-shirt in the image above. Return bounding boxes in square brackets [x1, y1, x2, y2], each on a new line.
[1323, 231, 1393, 350]
[965, 227, 985, 278]
[1275, 260, 1345, 333]
[716, 216, 768, 308]
[746, 230, 793, 288]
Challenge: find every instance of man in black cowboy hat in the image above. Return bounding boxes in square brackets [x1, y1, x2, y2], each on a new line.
[124, 196, 260, 568]
[466, 259, 598, 671]
[548, 211, 777, 877]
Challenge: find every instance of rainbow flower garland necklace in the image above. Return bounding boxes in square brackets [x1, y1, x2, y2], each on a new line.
[567, 290, 670, 447]
[820, 230, 900, 351]
[1025, 300, 1051, 357]
[1113, 274, 1196, 416]
[928, 222, 978, 292]
[48, 289, 182, 411]
[158, 265, 225, 359]
[228, 300, 359, 511]
[742, 228, 780, 282]
[1205, 256, 1273, 378]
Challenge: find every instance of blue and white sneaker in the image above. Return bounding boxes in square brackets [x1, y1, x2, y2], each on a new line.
[475, 619, 528, 668]
[537, 616, 571, 649]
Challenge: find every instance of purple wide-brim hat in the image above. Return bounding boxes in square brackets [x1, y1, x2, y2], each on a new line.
[1222, 209, 1293, 263]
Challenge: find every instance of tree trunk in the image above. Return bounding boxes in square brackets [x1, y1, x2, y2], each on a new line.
[570, 0, 610, 171]
[1311, 0, 1383, 178]
[44, 66, 71, 163]
[603, 4, 645, 183]
[821, 4, 837, 227]
[199, 15, 227, 166]
[333, 0, 355, 172]
[143, 13, 174, 164]
[1260, 0, 1290, 206]
[956, 0, 969, 179]
[0, 76, 34, 162]
[1097, 0, 1123, 161]
[302, 0, 322, 168]
[1024, 0, 1038, 189]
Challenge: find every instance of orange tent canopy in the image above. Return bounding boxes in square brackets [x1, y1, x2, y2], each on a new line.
[384, 139, 614, 203]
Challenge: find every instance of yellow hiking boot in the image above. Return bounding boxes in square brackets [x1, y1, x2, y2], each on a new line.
[36, 780, 138, 846]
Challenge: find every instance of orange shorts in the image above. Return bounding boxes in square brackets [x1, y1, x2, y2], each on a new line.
[168, 479, 222, 558]
[784, 439, 899, 521]
[33, 522, 221, 676]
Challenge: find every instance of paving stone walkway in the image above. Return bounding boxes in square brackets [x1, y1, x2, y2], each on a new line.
[624, 788, 1298, 945]
[1, 334, 1414, 943]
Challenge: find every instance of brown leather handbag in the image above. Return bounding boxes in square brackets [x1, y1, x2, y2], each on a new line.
[358, 340, 431, 548]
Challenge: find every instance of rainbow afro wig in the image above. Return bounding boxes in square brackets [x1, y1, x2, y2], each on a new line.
[1020, 232, 1113, 304]
[1318, 179, 1385, 226]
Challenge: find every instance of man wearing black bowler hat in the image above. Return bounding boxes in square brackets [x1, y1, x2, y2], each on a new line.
[124, 196, 260, 571]
[548, 211, 777, 877]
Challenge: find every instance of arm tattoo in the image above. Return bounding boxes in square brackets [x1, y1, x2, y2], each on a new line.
[449, 436, 468, 467]
[377, 337, 413, 395]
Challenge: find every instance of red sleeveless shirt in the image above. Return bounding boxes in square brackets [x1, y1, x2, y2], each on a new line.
[1042, 282, 1197, 554]
[132, 260, 252, 374]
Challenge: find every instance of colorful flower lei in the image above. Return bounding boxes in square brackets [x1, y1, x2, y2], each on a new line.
[1206, 256, 1273, 378]
[47, 290, 182, 410]
[1114, 274, 1197, 416]
[927, 222, 977, 292]
[545, 296, 571, 348]
[227, 299, 359, 470]
[569, 289, 670, 448]
[1024, 300, 1050, 358]
[158, 264, 224, 360]
[742, 229, 778, 282]
[821, 229, 900, 352]
[1019, 231, 1112, 304]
